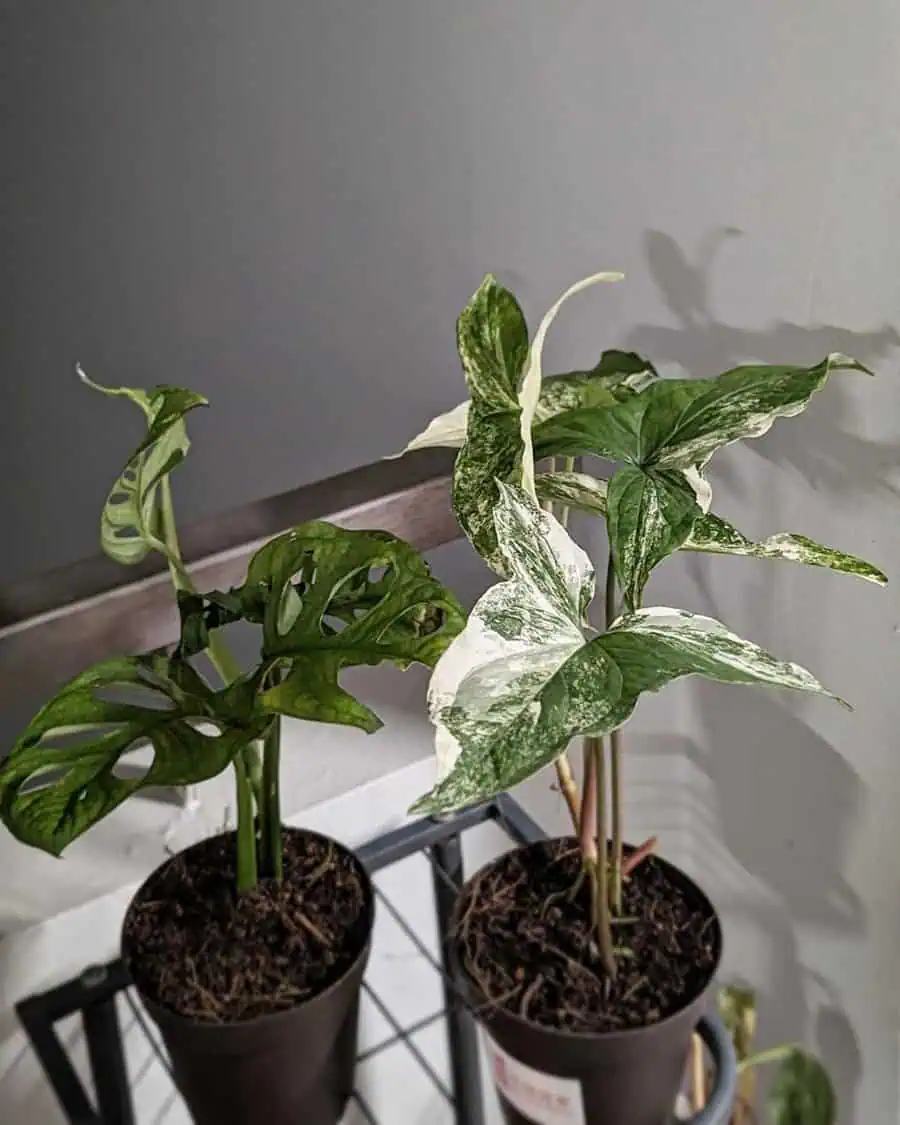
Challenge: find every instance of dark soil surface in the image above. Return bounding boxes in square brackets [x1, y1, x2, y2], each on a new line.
[454, 838, 720, 1033]
[122, 829, 371, 1023]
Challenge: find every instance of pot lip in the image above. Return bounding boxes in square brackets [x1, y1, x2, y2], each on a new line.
[122, 825, 375, 1036]
[456, 835, 723, 1046]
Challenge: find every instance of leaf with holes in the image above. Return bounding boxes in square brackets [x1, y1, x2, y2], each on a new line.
[606, 467, 701, 609]
[183, 521, 466, 733]
[532, 354, 870, 467]
[0, 655, 268, 856]
[414, 592, 843, 815]
[80, 369, 207, 565]
[535, 470, 887, 587]
[768, 1049, 837, 1125]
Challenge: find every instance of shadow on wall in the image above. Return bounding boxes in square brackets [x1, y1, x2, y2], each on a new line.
[625, 229, 900, 501]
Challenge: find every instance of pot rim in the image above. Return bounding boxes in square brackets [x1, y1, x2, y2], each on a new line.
[455, 835, 723, 1046]
[122, 824, 375, 1035]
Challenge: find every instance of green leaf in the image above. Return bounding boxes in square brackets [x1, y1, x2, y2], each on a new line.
[0, 656, 267, 856]
[186, 522, 466, 733]
[423, 481, 595, 788]
[606, 467, 700, 610]
[451, 276, 530, 572]
[80, 369, 207, 565]
[769, 1049, 837, 1125]
[412, 489, 843, 815]
[533, 353, 870, 468]
[535, 470, 887, 587]
[717, 985, 758, 1063]
[416, 605, 843, 815]
[686, 513, 888, 585]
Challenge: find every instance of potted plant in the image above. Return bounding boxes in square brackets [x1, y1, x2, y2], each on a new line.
[394, 271, 885, 1125]
[0, 373, 465, 1125]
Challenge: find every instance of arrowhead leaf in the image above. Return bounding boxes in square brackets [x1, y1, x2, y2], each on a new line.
[536, 470, 887, 587]
[181, 522, 466, 733]
[79, 369, 207, 565]
[412, 487, 842, 816]
[0, 655, 267, 856]
[533, 354, 870, 468]
[606, 467, 701, 610]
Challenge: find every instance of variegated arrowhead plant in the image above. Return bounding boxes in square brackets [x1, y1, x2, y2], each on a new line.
[412, 484, 845, 816]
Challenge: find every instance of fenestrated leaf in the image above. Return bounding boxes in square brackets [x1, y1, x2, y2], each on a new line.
[426, 482, 595, 783]
[768, 1049, 837, 1125]
[413, 598, 843, 815]
[533, 353, 870, 469]
[79, 368, 207, 565]
[185, 522, 466, 733]
[518, 272, 623, 497]
[0, 655, 268, 856]
[451, 276, 529, 572]
[535, 469, 887, 587]
[606, 467, 700, 610]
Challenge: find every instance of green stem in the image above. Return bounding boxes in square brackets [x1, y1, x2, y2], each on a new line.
[233, 755, 259, 892]
[259, 718, 284, 882]
[159, 477, 261, 885]
[736, 1044, 799, 1075]
[605, 553, 624, 913]
[558, 455, 576, 529]
[589, 735, 616, 978]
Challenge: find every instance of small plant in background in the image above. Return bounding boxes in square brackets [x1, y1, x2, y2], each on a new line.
[712, 986, 836, 1125]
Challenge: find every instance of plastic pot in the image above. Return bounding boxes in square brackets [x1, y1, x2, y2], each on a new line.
[122, 829, 374, 1125]
[453, 839, 736, 1125]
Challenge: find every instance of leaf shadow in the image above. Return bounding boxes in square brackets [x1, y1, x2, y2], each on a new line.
[625, 228, 900, 501]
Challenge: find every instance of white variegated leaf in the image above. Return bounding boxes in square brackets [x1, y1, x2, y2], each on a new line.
[428, 483, 593, 780]
[518, 272, 623, 498]
[414, 602, 842, 815]
[686, 513, 888, 585]
[391, 400, 469, 456]
[536, 469, 887, 588]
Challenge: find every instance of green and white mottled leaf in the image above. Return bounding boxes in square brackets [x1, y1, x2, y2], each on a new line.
[180, 522, 466, 733]
[79, 368, 207, 565]
[768, 1049, 837, 1125]
[606, 467, 701, 610]
[450, 276, 530, 572]
[686, 513, 888, 585]
[393, 349, 654, 458]
[518, 272, 623, 498]
[0, 655, 268, 856]
[533, 354, 870, 469]
[427, 482, 594, 781]
[535, 469, 610, 516]
[414, 545, 842, 816]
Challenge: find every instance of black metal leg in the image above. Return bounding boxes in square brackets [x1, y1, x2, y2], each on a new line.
[431, 831, 485, 1125]
[82, 985, 135, 1125]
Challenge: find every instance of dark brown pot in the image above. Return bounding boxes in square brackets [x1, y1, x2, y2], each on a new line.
[122, 829, 374, 1125]
[454, 840, 722, 1125]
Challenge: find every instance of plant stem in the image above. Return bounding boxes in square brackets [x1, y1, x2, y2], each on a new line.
[555, 753, 581, 834]
[159, 476, 261, 887]
[558, 455, 576, 529]
[583, 736, 615, 978]
[259, 718, 284, 882]
[605, 552, 624, 913]
[233, 755, 259, 892]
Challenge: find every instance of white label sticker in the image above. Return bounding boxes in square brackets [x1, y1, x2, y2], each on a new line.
[483, 1032, 586, 1125]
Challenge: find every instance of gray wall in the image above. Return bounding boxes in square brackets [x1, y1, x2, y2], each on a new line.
[4, 3, 900, 1120]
